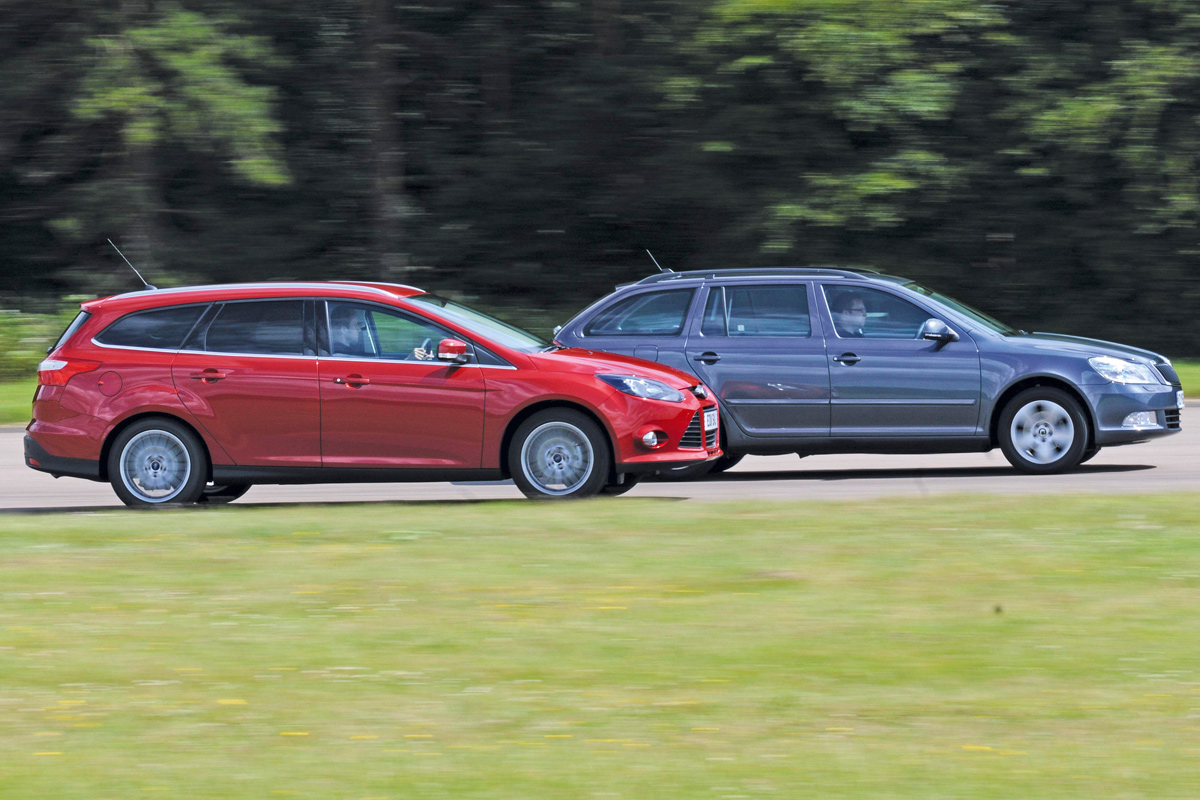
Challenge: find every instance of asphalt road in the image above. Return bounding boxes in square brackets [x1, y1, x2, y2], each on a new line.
[2, 421, 1195, 512]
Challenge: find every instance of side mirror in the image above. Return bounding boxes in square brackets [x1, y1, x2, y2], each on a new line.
[436, 338, 470, 364]
[920, 318, 959, 344]
[552, 324, 563, 336]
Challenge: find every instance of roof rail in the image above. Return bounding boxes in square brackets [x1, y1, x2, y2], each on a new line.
[633, 267, 875, 285]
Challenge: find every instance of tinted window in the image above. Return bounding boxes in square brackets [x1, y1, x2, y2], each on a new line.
[823, 286, 930, 339]
[204, 301, 305, 355]
[96, 306, 205, 350]
[584, 290, 693, 336]
[327, 302, 450, 361]
[702, 285, 811, 337]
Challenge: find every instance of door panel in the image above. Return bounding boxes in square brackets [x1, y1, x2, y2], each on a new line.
[820, 285, 982, 435]
[319, 358, 487, 467]
[685, 284, 830, 437]
[319, 301, 487, 468]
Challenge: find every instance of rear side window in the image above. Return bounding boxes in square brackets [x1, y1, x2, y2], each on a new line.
[702, 285, 811, 337]
[95, 306, 205, 350]
[584, 290, 694, 336]
[53, 311, 92, 351]
[203, 300, 305, 355]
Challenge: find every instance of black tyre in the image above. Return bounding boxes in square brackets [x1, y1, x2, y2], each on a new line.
[1079, 447, 1101, 465]
[508, 409, 611, 499]
[709, 453, 745, 474]
[997, 387, 1089, 474]
[197, 483, 252, 505]
[599, 474, 640, 496]
[107, 418, 208, 507]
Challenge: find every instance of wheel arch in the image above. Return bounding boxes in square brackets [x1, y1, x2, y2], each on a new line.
[499, 400, 618, 482]
[100, 412, 214, 483]
[989, 377, 1095, 449]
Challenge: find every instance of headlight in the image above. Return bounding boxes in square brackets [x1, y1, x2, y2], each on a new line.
[1088, 356, 1160, 385]
[596, 374, 685, 403]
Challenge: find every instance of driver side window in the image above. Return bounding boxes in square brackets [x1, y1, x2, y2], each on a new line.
[822, 286, 930, 340]
[326, 302, 449, 360]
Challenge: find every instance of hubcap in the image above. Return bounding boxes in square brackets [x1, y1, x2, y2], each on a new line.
[520, 421, 594, 496]
[1010, 400, 1074, 465]
[120, 430, 191, 502]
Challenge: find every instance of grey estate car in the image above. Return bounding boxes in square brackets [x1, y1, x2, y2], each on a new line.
[555, 268, 1183, 476]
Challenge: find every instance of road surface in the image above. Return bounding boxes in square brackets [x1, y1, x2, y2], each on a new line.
[2, 422, 1194, 512]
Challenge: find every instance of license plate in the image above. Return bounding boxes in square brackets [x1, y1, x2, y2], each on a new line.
[1179, 390, 1186, 410]
[704, 408, 718, 431]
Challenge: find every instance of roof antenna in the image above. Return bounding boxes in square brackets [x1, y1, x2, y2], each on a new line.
[646, 249, 672, 273]
[107, 238, 157, 290]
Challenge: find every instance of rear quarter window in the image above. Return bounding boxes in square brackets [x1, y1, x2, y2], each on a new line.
[584, 290, 694, 336]
[95, 305, 207, 350]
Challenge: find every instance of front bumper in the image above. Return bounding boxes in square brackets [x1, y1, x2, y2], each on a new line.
[599, 392, 722, 469]
[1085, 382, 1183, 446]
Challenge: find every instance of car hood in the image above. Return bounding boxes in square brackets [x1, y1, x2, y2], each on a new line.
[1002, 332, 1167, 364]
[528, 347, 699, 389]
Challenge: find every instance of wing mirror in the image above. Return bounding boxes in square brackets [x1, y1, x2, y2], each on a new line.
[920, 319, 959, 345]
[436, 338, 470, 364]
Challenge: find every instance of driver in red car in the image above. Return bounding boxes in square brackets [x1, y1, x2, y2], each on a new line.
[330, 305, 432, 360]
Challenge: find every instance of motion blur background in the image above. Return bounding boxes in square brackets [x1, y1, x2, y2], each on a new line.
[2, 0, 1199, 378]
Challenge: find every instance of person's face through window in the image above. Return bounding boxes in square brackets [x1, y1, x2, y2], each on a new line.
[836, 298, 867, 332]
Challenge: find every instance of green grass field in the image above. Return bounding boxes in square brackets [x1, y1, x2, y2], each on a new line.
[2, 495, 1200, 798]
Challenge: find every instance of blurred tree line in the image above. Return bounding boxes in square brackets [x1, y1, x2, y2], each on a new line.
[1, 0, 1198, 352]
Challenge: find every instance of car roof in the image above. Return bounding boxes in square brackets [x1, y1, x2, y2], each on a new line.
[80, 281, 425, 314]
[624, 266, 908, 288]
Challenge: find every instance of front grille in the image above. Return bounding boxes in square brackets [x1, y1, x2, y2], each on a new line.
[1156, 362, 1181, 386]
[706, 419, 718, 450]
[680, 412, 704, 449]
[1166, 408, 1181, 430]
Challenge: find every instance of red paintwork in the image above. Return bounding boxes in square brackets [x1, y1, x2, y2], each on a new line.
[28, 282, 719, 482]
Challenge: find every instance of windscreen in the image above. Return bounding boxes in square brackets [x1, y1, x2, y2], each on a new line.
[406, 295, 549, 352]
[902, 282, 1021, 335]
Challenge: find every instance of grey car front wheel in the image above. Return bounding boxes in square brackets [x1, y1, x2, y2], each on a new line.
[998, 387, 1088, 474]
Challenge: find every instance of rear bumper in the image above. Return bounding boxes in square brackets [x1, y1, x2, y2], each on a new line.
[24, 435, 102, 481]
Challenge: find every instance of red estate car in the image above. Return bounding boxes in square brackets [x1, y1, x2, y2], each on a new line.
[25, 282, 720, 506]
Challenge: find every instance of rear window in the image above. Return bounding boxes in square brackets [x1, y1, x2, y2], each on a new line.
[52, 311, 92, 351]
[203, 300, 305, 355]
[584, 290, 694, 336]
[95, 306, 206, 350]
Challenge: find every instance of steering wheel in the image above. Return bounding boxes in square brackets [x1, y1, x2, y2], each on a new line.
[413, 337, 434, 361]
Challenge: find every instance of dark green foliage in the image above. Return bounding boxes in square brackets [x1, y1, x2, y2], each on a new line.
[0, 0, 1197, 352]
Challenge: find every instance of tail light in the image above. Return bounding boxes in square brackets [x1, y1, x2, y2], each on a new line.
[37, 358, 101, 387]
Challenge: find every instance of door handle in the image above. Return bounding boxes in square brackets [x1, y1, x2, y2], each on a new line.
[335, 375, 370, 387]
[693, 352, 722, 365]
[190, 369, 227, 382]
[832, 353, 861, 366]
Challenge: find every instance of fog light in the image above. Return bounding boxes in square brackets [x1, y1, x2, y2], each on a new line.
[642, 431, 665, 448]
[1122, 411, 1158, 429]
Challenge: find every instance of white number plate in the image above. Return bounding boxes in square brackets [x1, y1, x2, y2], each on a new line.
[1179, 390, 1186, 410]
[704, 408, 719, 431]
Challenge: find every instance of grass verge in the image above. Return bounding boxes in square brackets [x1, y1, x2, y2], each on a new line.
[2, 495, 1199, 798]
[0, 379, 33, 425]
[1172, 359, 1199, 395]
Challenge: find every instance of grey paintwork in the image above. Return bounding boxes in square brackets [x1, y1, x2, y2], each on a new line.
[555, 270, 1182, 458]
